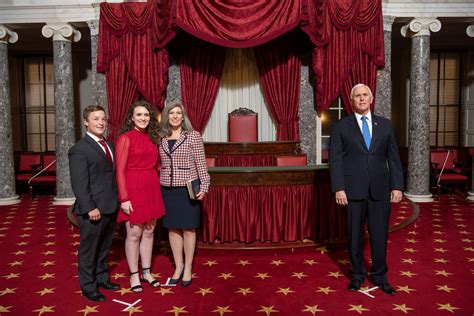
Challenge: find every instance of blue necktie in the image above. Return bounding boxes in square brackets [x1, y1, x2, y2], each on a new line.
[361, 116, 371, 150]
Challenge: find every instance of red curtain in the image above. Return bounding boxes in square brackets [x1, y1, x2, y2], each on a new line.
[179, 37, 226, 133]
[304, 0, 384, 113]
[175, 0, 302, 48]
[255, 37, 301, 141]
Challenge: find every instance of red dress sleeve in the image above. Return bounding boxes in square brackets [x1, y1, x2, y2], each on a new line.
[115, 134, 130, 203]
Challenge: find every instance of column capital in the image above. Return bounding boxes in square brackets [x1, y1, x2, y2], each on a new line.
[467, 24, 474, 38]
[401, 18, 441, 38]
[382, 15, 396, 32]
[87, 20, 99, 36]
[0, 25, 18, 44]
[42, 23, 81, 42]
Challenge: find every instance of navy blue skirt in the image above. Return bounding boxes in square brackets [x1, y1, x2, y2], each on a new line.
[161, 186, 201, 229]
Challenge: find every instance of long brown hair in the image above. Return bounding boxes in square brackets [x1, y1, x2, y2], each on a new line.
[116, 100, 161, 145]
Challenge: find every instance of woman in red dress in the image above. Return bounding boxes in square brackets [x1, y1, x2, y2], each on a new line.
[115, 101, 166, 292]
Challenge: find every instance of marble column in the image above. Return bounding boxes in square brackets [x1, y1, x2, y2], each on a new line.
[299, 51, 316, 164]
[375, 16, 395, 120]
[401, 18, 441, 203]
[88, 20, 108, 115]
[42, 23, 81, 205]
[0, 25, 20, 205]
[465, 28, 474, 201]
[166, 54, 182, 103]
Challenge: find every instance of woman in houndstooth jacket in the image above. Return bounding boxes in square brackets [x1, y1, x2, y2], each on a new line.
[159, 101, 210, 287]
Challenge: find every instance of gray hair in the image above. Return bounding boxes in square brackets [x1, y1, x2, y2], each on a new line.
[350, 83, 373, 100]
[159, 101, 194, 137]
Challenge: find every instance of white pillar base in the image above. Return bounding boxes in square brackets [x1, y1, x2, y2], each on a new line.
[466, 191, 474, 201]
[404, 192, 434, 203]
[0, 195, 20, 205]
[53, 197, 76, 205]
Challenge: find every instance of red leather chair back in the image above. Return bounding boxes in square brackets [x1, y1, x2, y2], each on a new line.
[228, 110, 258, 142]
[19, 153, 41, 173]
[275, 155, 308, 166]
[42, 153, 56, 173]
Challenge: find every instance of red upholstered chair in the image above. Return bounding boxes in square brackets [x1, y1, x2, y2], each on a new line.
[275, 155, 308, 166]
[228, 107, 258, 142]
[430, 150, 468, 197]
[206, 157, 216, 167]
[16, 152, 41, 186]
[28, 152, 56, 199]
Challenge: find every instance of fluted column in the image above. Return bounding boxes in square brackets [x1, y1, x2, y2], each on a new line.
[375, 16, 395, 119]
[401, 18, 441, 203]
[0, 25, 20, 205]
[42, 23, 81, 205]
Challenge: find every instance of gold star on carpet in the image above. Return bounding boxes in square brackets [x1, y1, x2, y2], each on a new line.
[2, 273, 19, 279]
[464, 247, 474, 252]
[45, 234, 55, 238]
[3, 221, 12, 224]
[32, 305, 55, 315]
[400, 271, 417, 278]
[408, 231, 418, 235]
[468, 258, 474, 262]
[304, 259, 318, 265]
[0, 306, 12, 313]
[437, 303, 459, 313]
[434, 248, 447, 253]
[406, 239, 418, 244]
[236, 260, 251, 266]
[44, 242, 55, 246]
[392, 304, 414, 314]
[235, 288, 254, 295]
[8, 260, 23, 267]
[432, 224, 443, 228]
[42, 250, 55, 256]
[460, 231, 470, 235]
[434, 239, 446, 243]
[108, 260, 120, 266]
[302, 305, 324, 315]
[126, 305, 143, 315]
[315, 246, 329, 254]
[195, 288, 214, 296]
[276, 287, 294, 295]
[36, 288, 55, 296]
[337, 259, 349, 265]
[291, 272, 307, 279]
[0, 227, 9, 231]
[40, 261, 55, 267]
[16, 241, 29, 246]
[255, 273, 271, 280]
[166, 306, 188, 316]
[435, 270, 452, 277]
[327, 271, 344, 278]
[316, 286, 335, 295]
[114, 288, 131, 295]
[433, 231, 445, 235]
[396, 285, 416, 294]
[212, 306, 233, 316]
[203, 260, 218, 267]
[218, 273, 234, 280]
[404, 248, 417, 253]
[347, 304, 369, 314]
[38, 273, 55, 280]
[0, 288, 16, 296]
[111, 273, 126, 280]
[77, 305, 99, 316]
[70, 233, 80, 238]
[45, 227, 55, 231]
[402, 258, 416, 264]
[0, 233, 5, 237]
[22, 227, 32, 231]
[434, 258, 450, 264]
[13, 250, 26, 255]
[257, 305, 279, 315]
[47, 221, 55, 225]
[270, 259, 284, 266]
[457, 224, 467, 228]
[436, 285, 455, 293]
[155, 287, 174, 296]
[432, 218, 441, 222]
[462, 238, 473, 243]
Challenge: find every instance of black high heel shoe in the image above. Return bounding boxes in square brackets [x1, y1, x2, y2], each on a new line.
[129, 271, 143, 293]
[140, 267, 160, 288]
[181, 277, 192, 288]
[168, 269, 184, 285]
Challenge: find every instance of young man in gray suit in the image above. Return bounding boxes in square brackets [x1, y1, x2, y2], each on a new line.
[69, 105, 120, 302]
[329, 84, 404, 296]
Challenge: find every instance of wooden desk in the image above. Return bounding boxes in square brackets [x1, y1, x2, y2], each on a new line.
[204, 141, 301, 166]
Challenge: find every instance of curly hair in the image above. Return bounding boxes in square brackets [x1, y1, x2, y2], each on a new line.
[159, 101, 194, 138]
[116, 100, 161, 145]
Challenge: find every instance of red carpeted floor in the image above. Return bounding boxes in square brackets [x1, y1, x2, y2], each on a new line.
[0, 194, 473, 315]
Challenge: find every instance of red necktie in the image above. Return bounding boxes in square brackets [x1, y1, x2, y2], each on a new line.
[98, 139, 113, 165]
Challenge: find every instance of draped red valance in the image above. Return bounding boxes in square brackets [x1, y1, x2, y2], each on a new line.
[97, 0, 385, 136]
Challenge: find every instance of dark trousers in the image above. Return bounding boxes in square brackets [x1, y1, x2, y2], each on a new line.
[77, 212, 117, 293]
[346, 197, 391, 284]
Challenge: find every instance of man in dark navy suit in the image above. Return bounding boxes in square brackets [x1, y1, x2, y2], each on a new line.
[69, 105, 120, 302]
[329, 84, 404, 295]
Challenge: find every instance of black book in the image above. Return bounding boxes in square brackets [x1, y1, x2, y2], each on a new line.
[186, 178, 201, 199]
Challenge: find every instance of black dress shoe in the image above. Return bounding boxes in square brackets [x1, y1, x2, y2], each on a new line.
[98, 280, 120, 290]
[82, 290, 105, 302]
[377, 283, 396, 295]
[348, 279, 361, 291]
